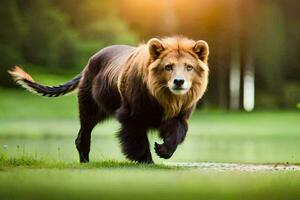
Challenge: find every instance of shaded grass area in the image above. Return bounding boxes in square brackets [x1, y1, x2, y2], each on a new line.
[0, 155, 173, 170]
[1, 155, 300, 200]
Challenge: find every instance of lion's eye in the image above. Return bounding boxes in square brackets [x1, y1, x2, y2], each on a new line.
[186, 65, 193, 71]
[164, 64, 173, 71]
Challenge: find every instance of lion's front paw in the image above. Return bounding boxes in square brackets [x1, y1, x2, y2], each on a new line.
[154, 142, 174, 159]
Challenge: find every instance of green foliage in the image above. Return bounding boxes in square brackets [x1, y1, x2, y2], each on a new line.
[53, 0, 138, 68]
[256, 91, 280, 109]
[21, 0, 79, 69]
[283, 82, 300, 108]
[0, 0, 25, 86]
[0, 0, 138, 86]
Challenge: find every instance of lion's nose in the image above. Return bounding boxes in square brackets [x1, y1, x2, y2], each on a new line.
[174, 78, 185, 87]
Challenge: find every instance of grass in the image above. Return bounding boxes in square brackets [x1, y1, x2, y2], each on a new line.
[1, 160, 300, 200]
[0, 155, 173, 170]
[0, 87, 300, 199]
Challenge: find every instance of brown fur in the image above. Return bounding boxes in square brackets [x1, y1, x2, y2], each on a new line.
[8, 36, 210, 163]
[116, 36, 209, 119]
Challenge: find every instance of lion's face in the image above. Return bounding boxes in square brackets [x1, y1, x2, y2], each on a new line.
[147, 37, 209, 98]
[156, 51, 205, 95]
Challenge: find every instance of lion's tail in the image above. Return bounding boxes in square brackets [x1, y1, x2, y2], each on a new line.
[8, 66, 81, 97]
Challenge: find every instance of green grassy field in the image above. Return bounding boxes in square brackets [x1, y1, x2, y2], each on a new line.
[0, 88, 300, 200]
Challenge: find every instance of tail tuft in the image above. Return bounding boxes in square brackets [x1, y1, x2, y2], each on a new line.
[8, 66, 81, 97]
[8, 66, 36, 93]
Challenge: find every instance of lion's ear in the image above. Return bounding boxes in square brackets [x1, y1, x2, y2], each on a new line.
[194, 40, 209, 63]
[148, 38, 164, 59]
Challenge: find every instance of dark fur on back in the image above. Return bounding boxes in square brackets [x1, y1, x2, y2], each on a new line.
[9, 36, 209, 163]
[77, 45, 167, 162]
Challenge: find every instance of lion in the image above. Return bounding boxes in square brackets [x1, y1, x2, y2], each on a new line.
[8, 36, 209, 163]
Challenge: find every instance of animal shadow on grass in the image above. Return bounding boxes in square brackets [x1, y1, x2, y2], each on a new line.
[0, 155, 177, 170]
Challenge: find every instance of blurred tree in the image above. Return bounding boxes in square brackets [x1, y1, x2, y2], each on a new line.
[0, 0, 25, 86]
[18, 0, 79, 70]
[0, 0, 138, 86]
[254, 2, 286, 103]
[52, 0, 138, 67]
[280, 0, 300, 82]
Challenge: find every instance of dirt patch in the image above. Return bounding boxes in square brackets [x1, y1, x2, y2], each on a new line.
[170, 162, 300, 171]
